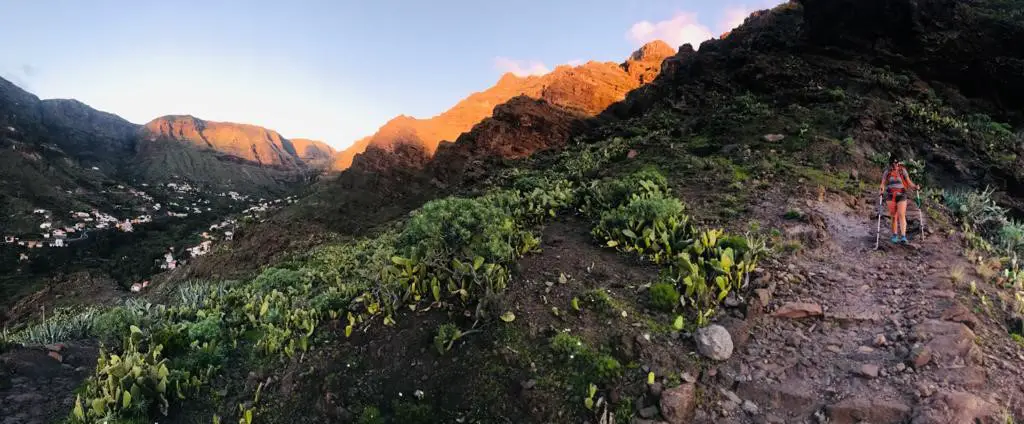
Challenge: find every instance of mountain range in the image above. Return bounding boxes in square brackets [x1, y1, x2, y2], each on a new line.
[335, 40, 676, 172]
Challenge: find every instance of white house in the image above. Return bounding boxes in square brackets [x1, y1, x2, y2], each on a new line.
[3, 235, 15, 243]
[117, 220, 134, 232]
[19, 253, 28, 261]
[33, 209, 48, 214]
[160, 252, 177, 270]
[51, 237, 65, 247]
[39, 222, 52, 229]
[224, 231, 234, 241]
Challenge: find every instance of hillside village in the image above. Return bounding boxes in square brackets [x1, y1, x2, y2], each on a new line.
[1, 176, 296, 277]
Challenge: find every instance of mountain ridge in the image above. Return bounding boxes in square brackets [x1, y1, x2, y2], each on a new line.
[332, 40, 677, 172]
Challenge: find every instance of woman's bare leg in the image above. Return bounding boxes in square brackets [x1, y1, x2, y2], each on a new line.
[889, 201, 898, 235]
[897, 200, 908, 236]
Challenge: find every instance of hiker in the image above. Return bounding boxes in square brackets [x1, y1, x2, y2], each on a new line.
[879, 156, 920, 244]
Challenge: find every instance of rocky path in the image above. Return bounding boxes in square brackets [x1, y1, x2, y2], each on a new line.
[0, 343, 97, 424]
[704, 194, 1024, 423]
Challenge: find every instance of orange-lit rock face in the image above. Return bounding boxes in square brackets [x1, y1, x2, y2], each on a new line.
[142, 116, 330, 169]
[335, 40, 675, 171]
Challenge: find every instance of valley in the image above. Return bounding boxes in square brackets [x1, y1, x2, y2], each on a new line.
[2, 0, 1024, 423]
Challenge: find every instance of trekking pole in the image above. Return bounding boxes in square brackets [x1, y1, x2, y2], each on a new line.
[874, 194, 883, 250]
[916, 189, 926, 240]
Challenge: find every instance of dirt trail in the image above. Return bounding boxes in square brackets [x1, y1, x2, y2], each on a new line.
[708, 193, 1024, 423]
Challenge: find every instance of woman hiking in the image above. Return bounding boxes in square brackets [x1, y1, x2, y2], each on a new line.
[879, 155, 920, 244]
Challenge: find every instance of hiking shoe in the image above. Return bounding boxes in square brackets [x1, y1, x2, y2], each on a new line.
[900, 235, 909, 244]
[891, 235, 900, 243]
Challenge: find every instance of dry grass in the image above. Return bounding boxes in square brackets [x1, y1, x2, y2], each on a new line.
[950, 265, 966, 285]
[976, 258, 1002, 281]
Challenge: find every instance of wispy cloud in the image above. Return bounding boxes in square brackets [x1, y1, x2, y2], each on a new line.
[627, 2, 784, 48]
[1, 63, 40, 91]
[493, 57, 550, 77]
[626, 12, 714, 49]
[21, 64, 39, 77]
[719, 7, 752, 33]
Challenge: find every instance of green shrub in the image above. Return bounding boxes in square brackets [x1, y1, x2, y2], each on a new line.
[356, 406, 383, 424]
[433, 323, 463, 355]
[70, 329, 200, 423]
[92, 307, 143, 347]
[999, 220, 1024, 255]
[186, 313, 222, 343]
[486, 178, 576, 224]
[665, 229, 760, 327]
[550, 332, 586, 358]
[399, 197, 519, 265]
[310, 289, 351, 315]
[304, 235, 397, 296]
[550, 332, 622, 384]
[592, 354, 623, 381]
[7, 307, 99, 345]
[177, 280, 211, 309]
[391, 400, 433, 424]
[593, 195, 693, 264]
[252, 267, 305, 292]
[581, 168, 669, 216]
[648, 282, 680, 312]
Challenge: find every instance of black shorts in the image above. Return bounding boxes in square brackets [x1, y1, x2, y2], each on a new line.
[886, 191, 906, 203]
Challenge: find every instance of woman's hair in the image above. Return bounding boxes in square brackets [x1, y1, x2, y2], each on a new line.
[889, 153, 901, 165]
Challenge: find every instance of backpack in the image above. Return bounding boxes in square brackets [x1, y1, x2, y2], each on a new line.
[885, 163, 910, 193]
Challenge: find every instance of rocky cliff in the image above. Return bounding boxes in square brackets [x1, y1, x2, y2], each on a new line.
[141, 116, 304, 169]
[335, 40, 676, 173]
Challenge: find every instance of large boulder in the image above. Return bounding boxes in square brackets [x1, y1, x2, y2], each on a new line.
[659, 383, 696, 424]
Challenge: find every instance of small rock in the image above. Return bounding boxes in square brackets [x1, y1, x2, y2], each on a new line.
[874, 334, 887, 347]
[826, 397, 911, 423]
[44, 343, 65, 352]
[696, 325, 734, 361]
[914, 391, 1000, 423]
[521, 380, 537, 390]
[660, 383, 696, 424]
[916, 382, 936, 398]
[856, 346, 875, 354]
[895, 363, 906, 372]
[721, 389, 742, 404]
[939, 304, 980, 330]
[47, 351, 62, 363]
[753, 288, 772, 305]
[742, 400, 759, 414]
[856, 364, 879, 378]
[909, 345, 933, 368]
[649, 382, 663, 398]
[772, 302, 823, 319]
[826, 345, 842, 354]
[627, 149, 639, 159]
[639, 405, 660, 419]
[763, 134, 786, 143]
[680, 372, 697, 383]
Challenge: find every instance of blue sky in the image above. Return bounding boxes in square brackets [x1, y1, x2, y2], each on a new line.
[0, 0, 779, 149]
